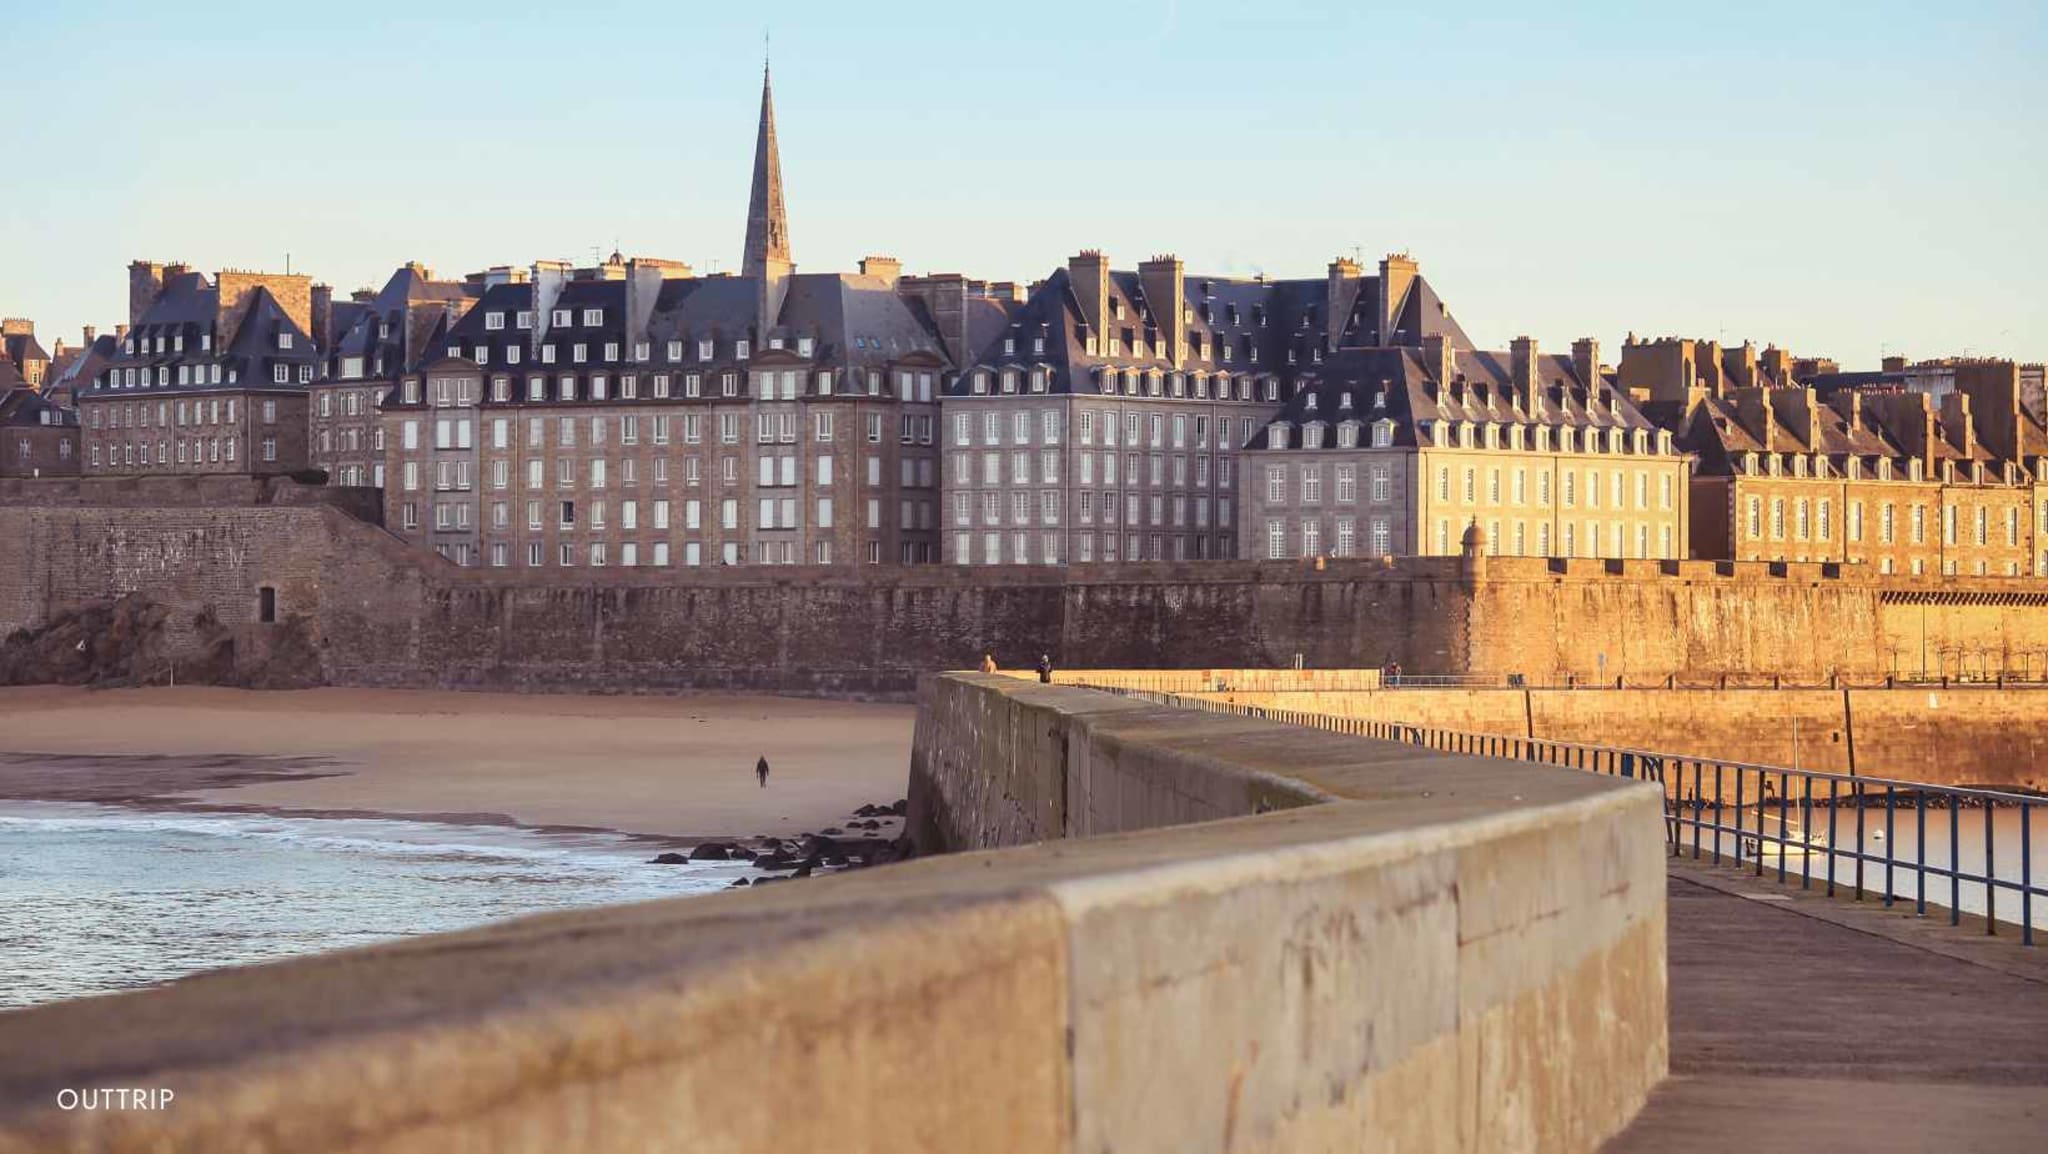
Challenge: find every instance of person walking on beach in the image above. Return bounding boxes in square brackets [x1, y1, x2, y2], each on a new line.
[755, 756, 770, 788]
[1036, 654, 1054, 684]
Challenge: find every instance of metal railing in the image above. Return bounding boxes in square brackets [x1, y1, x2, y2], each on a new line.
[1074, 682, 2047, 945]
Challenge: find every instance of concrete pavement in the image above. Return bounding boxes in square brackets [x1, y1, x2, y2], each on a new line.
[1606, 861, 2048, 1152]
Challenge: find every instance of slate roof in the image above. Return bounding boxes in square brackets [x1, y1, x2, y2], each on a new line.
[0, 385, 77, 427]
[4, 332, 51, 370]
[1251, 345, 1657, 452]
[946, 261, 1476, 401]
[89, 274, 318, 399]
[391, 269, 950, 411]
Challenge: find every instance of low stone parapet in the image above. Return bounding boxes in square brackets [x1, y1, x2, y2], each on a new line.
[0, 672, 1665, 1152]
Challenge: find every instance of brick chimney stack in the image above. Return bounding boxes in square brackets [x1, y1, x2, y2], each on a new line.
[1137, 254, 1185, 368]
[1511, 336, 1540, 406]
[858, 255, 902, 285]
[127, 260, 166, 327]
[1378, 253, 1418, 346]
[1570, 337, 1600, 392]
[1068, 250, 1110, 350]
[1422, 332, 1454, 387]
[1326, 257, 1363, 351]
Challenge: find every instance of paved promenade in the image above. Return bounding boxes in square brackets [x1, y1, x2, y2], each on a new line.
[1606, 861, 2048, 1152]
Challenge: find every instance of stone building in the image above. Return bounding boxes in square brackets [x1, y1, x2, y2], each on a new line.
[80, 266, 320, 475]
[1632, 340, 2048, 574]
[1241, 337, 1689, 561]
[310, 263, 479, 486]
[40, 330, 117, 410]
[935, 251, 1474, 564]
[0, 381, 80, 477]
[377, 69, 946, 568]
[1, 319, 50, 390]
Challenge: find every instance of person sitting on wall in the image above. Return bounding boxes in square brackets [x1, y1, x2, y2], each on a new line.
[1036, 654, 1054, 684]
[980, 652, 998, 674]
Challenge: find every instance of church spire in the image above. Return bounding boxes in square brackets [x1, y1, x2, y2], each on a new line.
[742, 58, 791, 280]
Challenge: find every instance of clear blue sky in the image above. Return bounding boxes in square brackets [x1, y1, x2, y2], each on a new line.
[2, 0, 2041, 368]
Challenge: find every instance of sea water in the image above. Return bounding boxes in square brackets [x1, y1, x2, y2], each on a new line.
[0, 801, 748, 1009]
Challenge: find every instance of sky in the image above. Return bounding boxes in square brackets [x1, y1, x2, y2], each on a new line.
[1, 0, 2042, 368]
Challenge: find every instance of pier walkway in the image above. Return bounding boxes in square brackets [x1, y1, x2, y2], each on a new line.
[1607, 860, 2048, 1152]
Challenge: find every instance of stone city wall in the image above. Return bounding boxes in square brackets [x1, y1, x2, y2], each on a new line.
[8, 490, 2048, 695]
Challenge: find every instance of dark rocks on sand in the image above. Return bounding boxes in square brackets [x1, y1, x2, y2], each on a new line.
[821, 827, 843, 835]
[728, 878, 751, 887]
[649, 852, 689, 865]
[689, 842, 736, 861]
[889, 799, 908, 816]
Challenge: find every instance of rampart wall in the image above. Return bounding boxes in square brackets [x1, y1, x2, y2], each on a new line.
[8, 488, 2048, 695]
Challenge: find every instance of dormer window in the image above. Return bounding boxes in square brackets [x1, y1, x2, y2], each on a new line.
[572, 343, 588, 364]
[634, 341, 650, 361]
[1336, 422, 1358, 449]
[1001, 370, 1017, 394]
[278, 332, 294, 350]
[582, 309, 603, 326]
[516, 311, 533, 330]
[973, 372, 989, 395]
[446, 344, 459, 359]
[1111, 299, 1124, 320]
[1029, 369, 1047, 393]
[797, 337, 814, 357]
[736, 340, 751, 359]
[1003, 337, 1016, 355]
[1266, 424, 1289, 450]
[698, 339, 714, 361]
[1032, 336, 1044, 355]
[1338, 392, 1353, 410]
[551, 309, 572, 327]
[1304, 394, 1319, 413]
[1372, 420, 1394, 449]
[485, 312, 505, 331]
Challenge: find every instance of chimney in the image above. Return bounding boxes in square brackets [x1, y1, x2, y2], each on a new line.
[1726, 341, 1758, 392]
[1570, 337, 1600, 391]
[114, 324, 129, 341]
[1511, 335, 1540, 397]
[1068, 250, 1110, 349]
[311, 283, 334, 353]
[1828, 388, 1863, 431]
[1881, 355, 1907, 373]
[859, 255, 902, 285]
[1940, 391, 1976, 461]
[82, 324, 97, 347]
[1733, 387, 1777, 450]
[127, 260, 166, 327]
[1137, 254, 1186, 367]
[1953, 360, 2021, 461]
[1759, 345, 1793, 387]
[898, 273, 972, 366]
[1771, 387, 1819, 447]
[1378, 253, 1418, 345]
[1326, 257, 1363, 350]
[1421, 332, 1454, 387]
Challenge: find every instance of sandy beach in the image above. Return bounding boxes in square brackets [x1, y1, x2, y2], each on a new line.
[0, 686, 915, 841]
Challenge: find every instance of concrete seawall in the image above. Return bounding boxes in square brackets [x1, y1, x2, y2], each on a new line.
[1170, 684, 2048, 792]
[0, 674, 1667, 1153]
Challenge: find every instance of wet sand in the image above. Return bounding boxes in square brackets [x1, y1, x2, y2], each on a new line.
[0, 686, 915, 841]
